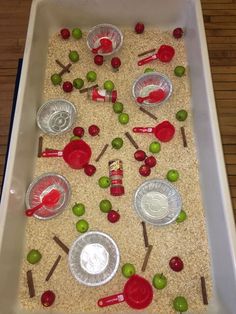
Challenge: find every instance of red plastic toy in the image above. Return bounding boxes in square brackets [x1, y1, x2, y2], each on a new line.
[138, 45, 175, 66]
[133, 121, 175, 142]
[97, 275, 153, 309]
[41, 140, 92, 169]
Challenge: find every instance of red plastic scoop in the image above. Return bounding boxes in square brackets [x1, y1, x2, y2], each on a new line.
[92, 38, 113, 54]
[98, 275, 153, 310]
[25, 189, 60, 217]
[133, 120, 175, 142]
[137, 89, 166, 104]
[138, 45, 175, 66]
[41, 140, 92, 169]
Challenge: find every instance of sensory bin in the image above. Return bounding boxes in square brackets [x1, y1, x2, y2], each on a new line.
[19, 25, 213, 313]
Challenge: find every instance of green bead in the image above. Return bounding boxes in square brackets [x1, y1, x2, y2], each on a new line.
[99, 199, 112, 213]
[76, 219, 89, 233]
[27, 249, 42, 264]
[173, 296, 188, 312]
[176, 210, 187, 223]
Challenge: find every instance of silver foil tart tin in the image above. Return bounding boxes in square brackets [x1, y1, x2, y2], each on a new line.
[36, 99, 77, 135]
[68, 231, 120, 286]
[134, 179, 182, 226]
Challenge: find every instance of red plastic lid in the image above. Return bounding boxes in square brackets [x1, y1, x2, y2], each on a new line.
[112, 90, 117, 103]
[154, 121, 175, 142]
[110, 185, 124, 196]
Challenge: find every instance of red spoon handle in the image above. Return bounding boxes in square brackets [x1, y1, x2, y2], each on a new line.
[97, 293, 125, 307]
[92, 45, 102, 54]
[133, 127, 154, 133]
[41, 150, 63, 157]
[25, 203, 43, 217]
[138, 53, 158, 66]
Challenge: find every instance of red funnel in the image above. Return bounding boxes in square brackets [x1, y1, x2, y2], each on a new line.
[41, 140, 92, 169]
[98, 275, 153, 310]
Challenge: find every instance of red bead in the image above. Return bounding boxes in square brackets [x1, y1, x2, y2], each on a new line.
[135, 22, 145, 34]
[169, 256, 184, 272]
[94, 55, 104, 66]
[107, 210, 120, 223]
[139, 164, 151, 177]
[173, 28, 184, 39]
[73, 127, 85, 138]
[60, 28, 70, 39]
[145, 156, 157, 168]
[84, 164, 96, 176]
[111, 57, 121, 69]
[62, 81, 73, 92]
[41, 290, 56, 307]
[88, 125, 100, 136]
[134, 150, 146, 161]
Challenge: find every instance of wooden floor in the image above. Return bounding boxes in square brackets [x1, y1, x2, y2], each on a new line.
[0, 0, 236, 221]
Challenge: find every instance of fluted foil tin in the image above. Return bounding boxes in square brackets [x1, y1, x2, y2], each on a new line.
[134, 179, 182, 226]
[68, 231, 120, 286]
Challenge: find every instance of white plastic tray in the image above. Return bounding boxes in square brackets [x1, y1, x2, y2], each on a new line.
[0, 1, 236, 313]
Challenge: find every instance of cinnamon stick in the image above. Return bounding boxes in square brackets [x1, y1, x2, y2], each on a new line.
[26, 270, 35, 298]
[79, 84, 98, 94]
[53, 236, 69, 254]
[141, 221, 149, 248]
[139, 107, 158, 121]
[125, 132, 139, 149]
[141, 245, 153, 272]
[56, 59, 72, 75]
[95, 144, 109, 162]
[200, 276, 208, 305]
[37, 136, 43, 157]
[180, 126, 187, 147]
[138, 48, 156, 57]
[45, 255, 62, 282]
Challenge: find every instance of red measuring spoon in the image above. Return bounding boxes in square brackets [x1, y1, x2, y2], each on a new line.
[92, 38, 113, 54]
[138, 45, 175, 66]
[41, 140, 92, 170]
[97, 275, 153, 310]
[137, 89, 166, 104]
[133, 120, 175, 142]
[25, 189, 61, 217]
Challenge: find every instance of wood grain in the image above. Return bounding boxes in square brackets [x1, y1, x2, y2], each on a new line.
[0, 0, 235, 221]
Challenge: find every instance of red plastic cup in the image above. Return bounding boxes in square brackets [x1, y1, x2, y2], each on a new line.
[98, 275, 153, 309]
[133, 120, 175, 142]
[41, 140, 92, 169]
[138, 45, 175, 66]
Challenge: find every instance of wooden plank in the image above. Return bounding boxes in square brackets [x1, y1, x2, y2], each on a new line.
[207, 37, 236, 44]
[202, 4, 236, 10]
[210, 59, 236, 66]
[230, 187, 236, 198]
[225, 154, 236, 164]
[211, 66, 236, 73]
[215, 91, 236, 99]
[209, 51, 236, 59]
[208, 43, 236, 50]
[229, 176, 236, 186]
[226, 165, 236, 175]
[222, 136, 236, 145]
[212, 74, 236, 82]
[213, 82, 236, 90]
[203, 10, 236, 16]
[205, 23, 236, 30]
[223, 145, 236, 154]
[211, 15, 236, 22]
[206, 29, 236, 37]
[201, 0, 233, 3]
